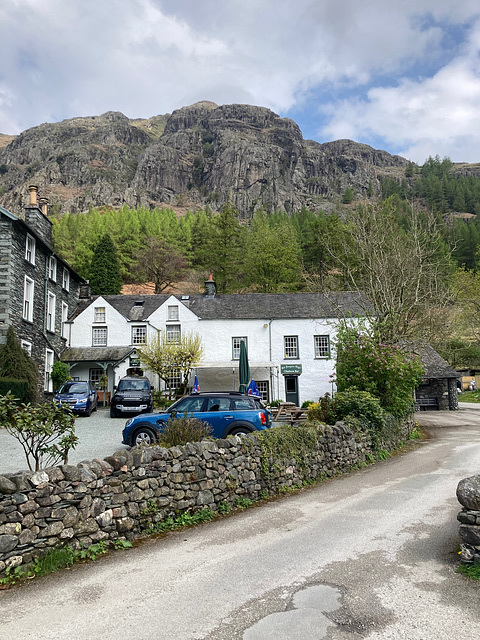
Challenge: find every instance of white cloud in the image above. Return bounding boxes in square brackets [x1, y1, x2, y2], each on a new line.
[0, 0, 479, 162]
[319, 18, 480, 162]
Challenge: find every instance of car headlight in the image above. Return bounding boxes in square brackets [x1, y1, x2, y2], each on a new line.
[125, 418, 134, 427]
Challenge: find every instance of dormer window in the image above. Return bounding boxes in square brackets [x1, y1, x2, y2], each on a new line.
[25, 234, 35, 265]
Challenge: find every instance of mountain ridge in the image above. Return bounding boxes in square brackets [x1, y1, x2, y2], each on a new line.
[0, 101, 467, 216]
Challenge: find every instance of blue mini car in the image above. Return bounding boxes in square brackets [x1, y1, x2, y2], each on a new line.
[122, 391, 271, 447]
[55, 381, 98, 416]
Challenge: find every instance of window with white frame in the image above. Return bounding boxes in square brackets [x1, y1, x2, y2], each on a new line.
[48, 256, 57, 281]
[46, 291, 56, 332]
[94, 306, 106, 323]
[21, 340, 32, 355]
[23, 276, 34, 322]
[168, 305, 179, 321]
[25, 234, 35, 264]
[232, 337, 247, 360]
[62, 267, 70, 291]
[284, 335, 299, 359]
[44, 349, 54, 392]
[89, 368, 104, 388]
[166, 324, 181, 343]
[256, 381, 269, 403]
[92, 327, 107, 346]
[314, 335, 330, 358]
[166, 369, 182, 391]
[132, 325, 147, 345]
[61, 302, 69, 338]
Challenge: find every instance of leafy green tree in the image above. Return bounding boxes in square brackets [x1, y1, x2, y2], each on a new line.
[208, 201, 246, 292]
[245, 210, 302, 292]
[50, 361, 70, 392]
[335, 323, 425, 416]
[88, 233, 123, 295]
[137, 332, 204, 398]
[0, 326, 38, 403]
[0, 392, 77, 471]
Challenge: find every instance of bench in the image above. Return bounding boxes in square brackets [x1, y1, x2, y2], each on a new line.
[272, 403, 307, 425]
[415, 397, 439, 411]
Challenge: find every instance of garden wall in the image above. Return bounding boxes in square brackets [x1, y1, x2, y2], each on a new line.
[0, 418, 413, 575]
[457, 475, 480, 564]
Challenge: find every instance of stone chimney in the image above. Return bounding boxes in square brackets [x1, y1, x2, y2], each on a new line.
[39, 197, 48, 217]
[28, 185, 38, 206]
[205, 273, 216, 298]
[24, 185, 53, 246]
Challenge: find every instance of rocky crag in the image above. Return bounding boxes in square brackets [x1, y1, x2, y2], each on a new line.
[1, 101, 413, 216]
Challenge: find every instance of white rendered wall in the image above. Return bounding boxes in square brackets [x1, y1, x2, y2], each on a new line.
[68, 296, 342, 405]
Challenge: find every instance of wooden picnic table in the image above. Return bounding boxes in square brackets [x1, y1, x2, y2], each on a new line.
[272, 402, 307, 425]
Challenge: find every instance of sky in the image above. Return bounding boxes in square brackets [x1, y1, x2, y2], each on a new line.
[1, 0, 480, 164]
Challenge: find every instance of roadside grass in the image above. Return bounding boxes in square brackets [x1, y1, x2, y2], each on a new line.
[458, 390, 480, 403]
[0, 539, 132, 588]
[457, 563, 480, 581]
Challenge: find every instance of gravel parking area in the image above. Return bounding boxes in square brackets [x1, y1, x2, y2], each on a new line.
[0, 406, 130, 475]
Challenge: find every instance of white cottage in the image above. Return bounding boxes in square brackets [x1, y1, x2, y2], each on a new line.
[62, 281, 368, 406]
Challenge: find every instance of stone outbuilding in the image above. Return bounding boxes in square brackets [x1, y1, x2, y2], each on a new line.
[410, 343, 459, 411]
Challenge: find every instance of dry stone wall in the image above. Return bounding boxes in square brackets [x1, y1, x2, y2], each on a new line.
[0, 420, 411, 575]
[457, 475, 480, 564]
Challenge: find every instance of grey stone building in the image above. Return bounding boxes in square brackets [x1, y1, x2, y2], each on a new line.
[411, 343, 459, 411]
[0, 186, 86, 397]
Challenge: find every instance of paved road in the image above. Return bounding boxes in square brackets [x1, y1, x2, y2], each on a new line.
[0, 407, 128, 475]
[1, 405, 480, 639]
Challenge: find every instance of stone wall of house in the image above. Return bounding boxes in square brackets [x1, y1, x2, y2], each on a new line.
[457, 475, 480, 564]
[0, 419, 412, 575]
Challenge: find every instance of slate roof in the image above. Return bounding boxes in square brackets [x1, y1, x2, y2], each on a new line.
[70, 291, 371, 322]
[404, 342, 458, 379]
[61, 346, 135, 363]
[0, 204, 86, 280]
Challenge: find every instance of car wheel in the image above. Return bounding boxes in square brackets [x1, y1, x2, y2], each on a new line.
[110, 407, 118, 418]
[229, 426, 252, 436]
[133, 427, 157, 446]
[92, 402, 97, 412]
[85, 405, 92, 417]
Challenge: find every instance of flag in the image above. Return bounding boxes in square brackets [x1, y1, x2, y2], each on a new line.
[247, 379, 259, 396]
[192, 375, 200, 394]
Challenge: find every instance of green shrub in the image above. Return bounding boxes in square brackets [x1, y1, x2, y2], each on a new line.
[307, 394, 337, 424]
[334, 388, 388, 448]
[0, 393, 77, 471]
[0, 326, 38, 403]
[50, 361, 70, 392]
[0, 378, 29, 404]
[335, 324, 424, 416]
[157, 415, 212, 447]
[301, 400, 315, 409]
[335, 389, 386, 426]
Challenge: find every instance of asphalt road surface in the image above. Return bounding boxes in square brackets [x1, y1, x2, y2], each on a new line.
[1, 405, 480, 639]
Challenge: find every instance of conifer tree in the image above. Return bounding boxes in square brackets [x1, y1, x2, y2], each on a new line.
[0, 326, 39, 403]
[88, 233, 123, 295]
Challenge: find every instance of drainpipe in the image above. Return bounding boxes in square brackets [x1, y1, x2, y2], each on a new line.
[268, 319, 274, 402]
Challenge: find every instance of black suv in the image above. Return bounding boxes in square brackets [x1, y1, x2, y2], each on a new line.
[110, 376, 153, 418]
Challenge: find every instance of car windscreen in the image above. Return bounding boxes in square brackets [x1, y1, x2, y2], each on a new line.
[59, 382, 88, 394]
[118, 379, 150, 392]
